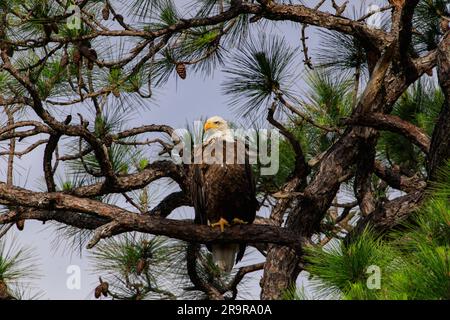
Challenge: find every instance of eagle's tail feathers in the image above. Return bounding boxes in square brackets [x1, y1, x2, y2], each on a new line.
[211, 243, 239, 273]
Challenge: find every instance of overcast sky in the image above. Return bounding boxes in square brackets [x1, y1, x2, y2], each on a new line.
[0, 0, 388, 299]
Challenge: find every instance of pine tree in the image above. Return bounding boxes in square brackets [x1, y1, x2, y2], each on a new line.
[0, 0, 449, 300]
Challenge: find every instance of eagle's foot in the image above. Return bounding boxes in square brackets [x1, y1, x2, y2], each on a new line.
[210, 218, 230, 232]
[232, 218, 247, 225]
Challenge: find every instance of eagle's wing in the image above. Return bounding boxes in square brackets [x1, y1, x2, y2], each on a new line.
[236, 142, 258, 264]
[245, 148, 257, 210]
[192, 164, 207, 225]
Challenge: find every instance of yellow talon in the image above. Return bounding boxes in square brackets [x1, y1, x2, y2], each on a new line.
[210, 218, 230, 232]
[232, 218, 247, 225]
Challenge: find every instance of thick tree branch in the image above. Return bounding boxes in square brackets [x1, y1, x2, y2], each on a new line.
[347, 189, 424, 242]
[374, 161, 426, 193]
[256, 2, 390, 51]
[267, 103, 309, 178]
[186, 243, 224, 300]
[393, 0, 420, 58]
[68, 160, 184, 198]
[229, 262, 265, 299]
[428, 31, 450, 179]
[345, 113, 431, 154]
[0, 183, 304, 250]
[1, 51, 117, 183]
[261, 42, 407, 299]
[148, 191, 190, 217]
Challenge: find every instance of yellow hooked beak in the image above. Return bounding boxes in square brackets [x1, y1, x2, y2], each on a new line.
[204, 121, 216, 132]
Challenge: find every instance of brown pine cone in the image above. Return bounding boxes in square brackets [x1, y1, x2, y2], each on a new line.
[100, 282, 109, 297]
[6, 45, 14, 58]
[61, 51, 69, 67]
[102, 5, 110, 21]
[43, 23, 53, 38]
[51, 22, 59, 34]
[16, 219, 25, 231]
[94, 284, 102, 299]
[0, 281, 8, 300]
[176, 63, 186, 80]
[136, 258, 147, 275]
[73, 48, 81, 65]
[112, 88, 120, 97]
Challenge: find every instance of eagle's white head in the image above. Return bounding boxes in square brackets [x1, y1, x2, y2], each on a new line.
[203, 116, 233, 143]
[203, 116, 229, 132]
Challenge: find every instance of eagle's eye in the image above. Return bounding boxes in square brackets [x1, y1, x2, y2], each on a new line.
[214, 121, 220, 124]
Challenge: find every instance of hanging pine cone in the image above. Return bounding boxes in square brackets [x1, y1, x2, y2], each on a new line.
[114, 14, 124, 25]
[1, 42, 14, 57]
[73, 48, 81, 65]
[89, 48, 98, 61]
[94, 284, 102, 299]
[136, 258, 147, 276]
[102, 4, 110, 21]
[51, 22, 59, 34]
[100, 281, 109, 297]
[6, 44, 13, 58]
[60, 51, 69, 67]
[16, 219, 25, 231]
[43, 23, 52, 39]
[112, 88, 120, 97]
[78, 44, 97, 62]
[0, 280, 11, 300]
[176, 63, 186, 80]
[87, 60, 94, 70]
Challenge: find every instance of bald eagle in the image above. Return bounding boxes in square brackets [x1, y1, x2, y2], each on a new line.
[190, 116, 257, 272]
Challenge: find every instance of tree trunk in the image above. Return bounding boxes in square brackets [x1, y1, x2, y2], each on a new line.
[428, 34, 450, 180]
[260, 246, 300, 299]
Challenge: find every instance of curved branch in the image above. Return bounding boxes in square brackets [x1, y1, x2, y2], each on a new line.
[186, 243, 223, 300]
[346, 190, 424, 242]
[148, 191, 190, 217]
[374, 160, 426, 193]
[257, 2, 390, 51]
[346, 113, 431, 154]
[69, 160, 184, 198]
[428, 32, 450, 180]
[267, 103, 309, 178]
[0, 183, 304, 251]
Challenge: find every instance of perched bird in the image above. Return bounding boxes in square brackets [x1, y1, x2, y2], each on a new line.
[190, 116, 257, 273]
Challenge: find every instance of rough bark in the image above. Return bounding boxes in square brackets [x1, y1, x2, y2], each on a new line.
[0, 1, 446, 301]
[374, 161, 426, 193]
[428, 32, 450, 180]
[346, 113, 431, 154]
[347, 190, 424, 242]
[0, 185, 305, 250]
[260, 45, 398, 299]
